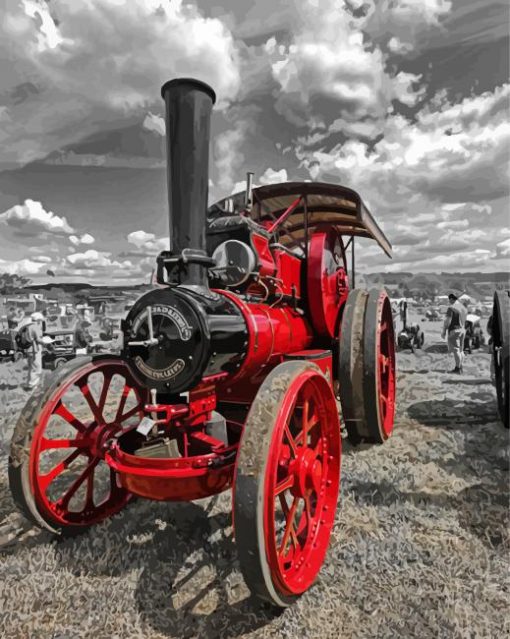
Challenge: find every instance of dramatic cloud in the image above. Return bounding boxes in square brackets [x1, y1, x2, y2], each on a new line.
[0, 199, 74, 236]
[267, 0, 426, 136]
[0, 0, 240, 166]
[302, 84, 510, 206]
[0, 0, 507, 279]
[363, 0, 452, 52]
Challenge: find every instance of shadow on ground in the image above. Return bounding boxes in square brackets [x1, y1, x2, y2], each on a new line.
[407, 398, 499, 427]
[3, 497, 280, 638]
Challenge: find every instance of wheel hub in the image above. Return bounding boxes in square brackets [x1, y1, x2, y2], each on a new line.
[88, 422, 121, 457]
[290, 447, 322, 498]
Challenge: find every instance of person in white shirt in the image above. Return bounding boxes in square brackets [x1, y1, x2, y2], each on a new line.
[441, 292, 468, 374]
[24, 312, 45, 390]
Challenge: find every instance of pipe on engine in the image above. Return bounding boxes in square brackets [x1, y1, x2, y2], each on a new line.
[160, 78, 216, 286]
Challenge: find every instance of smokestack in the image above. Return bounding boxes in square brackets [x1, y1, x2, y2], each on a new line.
[160, 78, 216, 286]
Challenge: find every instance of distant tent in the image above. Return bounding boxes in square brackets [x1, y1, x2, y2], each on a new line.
[46, 269, 56, 277]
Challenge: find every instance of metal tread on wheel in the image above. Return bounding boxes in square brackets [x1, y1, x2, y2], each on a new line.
[233, 360, 341, 607]
[338, 287, 396, 444]
[493, 290, 510, 428]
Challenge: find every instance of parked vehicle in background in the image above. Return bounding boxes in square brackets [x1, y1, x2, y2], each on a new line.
[42, 323, 79, 370]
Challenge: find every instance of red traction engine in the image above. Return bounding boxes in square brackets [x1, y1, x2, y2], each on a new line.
[8, 79, 396, 606]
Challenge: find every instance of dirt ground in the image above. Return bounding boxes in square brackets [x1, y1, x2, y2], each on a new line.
[0, 315, 508, 639]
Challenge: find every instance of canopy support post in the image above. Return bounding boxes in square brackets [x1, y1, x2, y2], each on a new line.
[351, 237, 355, 288]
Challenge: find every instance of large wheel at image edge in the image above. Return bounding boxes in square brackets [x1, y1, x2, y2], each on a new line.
[493, 290, 509, 428]
[234, 360, 341, 607]
[9, 355, 147, 534]
[338, 287, 396, 444]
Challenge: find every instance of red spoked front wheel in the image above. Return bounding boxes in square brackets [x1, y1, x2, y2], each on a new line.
[234, 361, 341, 607]
[9, 356, 147, 534]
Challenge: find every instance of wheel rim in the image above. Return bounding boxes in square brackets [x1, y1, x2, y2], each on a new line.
[378, 297, 396, 437]
[264, 371, 340, 596]
[29, 360, 146, 527]
[307, 227, 348, 338]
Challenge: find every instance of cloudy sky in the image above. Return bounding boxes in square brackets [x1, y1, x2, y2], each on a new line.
[0, 0, 508, 284]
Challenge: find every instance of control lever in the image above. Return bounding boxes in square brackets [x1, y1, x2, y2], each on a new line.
[128, 305, 159, 347]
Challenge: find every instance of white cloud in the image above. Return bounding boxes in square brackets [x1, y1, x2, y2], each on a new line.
[0, 257, 48, 276]
[0, 199, 74, 236]
[143, 112, 166, 137]
[61, 249, 156, 281]
[387, 37, 413, 55]
[69, 233, 95, 246]
[437, 219, 469, 230]
[127, 230, 168, 254]
[214, 114, 257, 191]
[259, 168, 288, 185]
[497, 238, 510, 256]
[66, 250, 114, 269]
[0, 0, 240, 166]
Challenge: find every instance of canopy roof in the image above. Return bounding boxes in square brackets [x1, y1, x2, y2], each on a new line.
[209, 181, 392, 258]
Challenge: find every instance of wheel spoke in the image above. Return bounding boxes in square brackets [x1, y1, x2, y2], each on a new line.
[313, 437, 323, 456]
[38, 448, 82, 491]
[98, 373, 113, 415]
[279, 496, 299, 554]
[119, 403, 143, 423]
[275, 474, 294, 496]
[84, 470, 95, 509]
[58, 458, 100, 509]
[54, 401, 87, 433]
[302, 397, 310, 434]
[278, 493, 290, 517]
[115, 383, 130, 421]
[40, 437, 93, 451]
[296, 494, 311, 537]
[311, 466, 322, 495]
[283, 423, 298, 457]
[77, 380, 103, 424]
[307, 415, 319, 436]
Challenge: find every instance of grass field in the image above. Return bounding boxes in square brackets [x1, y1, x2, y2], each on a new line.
[0, 317, 508, 639]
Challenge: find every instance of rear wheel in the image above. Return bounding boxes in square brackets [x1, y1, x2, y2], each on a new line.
[493, 291, 509, 428]
[234, 361, 341, 607]
[9, 356, 147, 534]
[338, 288, 396, 443]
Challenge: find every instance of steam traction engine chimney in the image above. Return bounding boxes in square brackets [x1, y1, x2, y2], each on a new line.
[160, 78, 216, 286]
